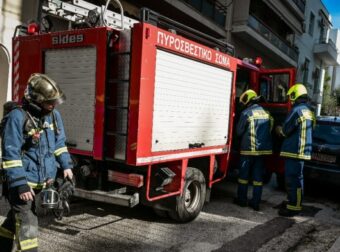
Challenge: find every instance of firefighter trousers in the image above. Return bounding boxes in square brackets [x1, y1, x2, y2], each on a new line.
[237, 155, 264, 207]
[0, 187, 39, 252]
[284, 158, 304, 212]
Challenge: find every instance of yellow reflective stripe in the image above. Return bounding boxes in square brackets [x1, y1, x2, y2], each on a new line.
[269, 116, 274, 131]
[240, 150, 272, 155]
[286, 204, 302, 211]
[0, 226, 14, 239]
[247, 111, 271, 152]
[300, 109, 314, 120]
[251, 110, 270, 118]
[27, 182, 46, 189]
[297, 188, 302, 209]
[2, 160, 23, 168]
[54, 147, 68, 156]
[299, 120, 306, 156]
[253, 181, 263, 186]
[15, 213, 20, 249]
[280, 152, 311, 160]
[250, 119, 256, 151]
[20, 238, 38, 250]
[238, 179, 248, 185]
[50, 124, 54, 130]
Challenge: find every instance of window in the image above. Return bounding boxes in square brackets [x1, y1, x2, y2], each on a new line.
[184, 0, 226, 27]
[303, 58, 310, 84]
[259, 73, 290, 103]
[308, 12, 315, 36]
[313, 68, 320, 94]
[235, 67, 250, 98]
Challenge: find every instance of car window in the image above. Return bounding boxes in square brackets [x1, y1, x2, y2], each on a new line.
[313, 123, 340, 144]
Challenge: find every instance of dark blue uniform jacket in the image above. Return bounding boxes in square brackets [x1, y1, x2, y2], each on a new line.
[237, 104, 273, 156]
[280, 103, 315, 160]
[1, 108, 72, 189]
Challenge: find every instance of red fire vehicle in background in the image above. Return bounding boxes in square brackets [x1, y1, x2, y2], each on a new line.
[11, 0, 294, 222]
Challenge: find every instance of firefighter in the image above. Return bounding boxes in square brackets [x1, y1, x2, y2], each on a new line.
[276, 83, 314, 217]
[0, 73, 73, 252]
[233, 89, 273, 211]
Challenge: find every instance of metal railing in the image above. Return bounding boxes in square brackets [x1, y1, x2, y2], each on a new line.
[247, 15, 299, 61]
[316, 38, 339, 54]
[292, 0, 306, 13]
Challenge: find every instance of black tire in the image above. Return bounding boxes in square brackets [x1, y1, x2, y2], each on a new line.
[168, 167, 206, 222]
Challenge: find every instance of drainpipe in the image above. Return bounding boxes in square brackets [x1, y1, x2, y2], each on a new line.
[316, 60, 325, 116]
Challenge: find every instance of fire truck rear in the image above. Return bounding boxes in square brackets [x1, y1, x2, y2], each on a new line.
[12, 0, 295, 222]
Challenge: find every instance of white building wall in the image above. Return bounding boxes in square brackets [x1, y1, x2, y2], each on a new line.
[295, 0, 330, 95]
[294, 0, 338, 115]
[329, 29, 340, 91]
[0, 0, 23, 102]
[0, 0, 38, 105]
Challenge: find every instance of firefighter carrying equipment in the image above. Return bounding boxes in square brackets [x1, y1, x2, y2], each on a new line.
[53, 177, 75, 220]
[236, 103, 273, 156]
[287, 83, 307, 103]
[40, 177, 75, 220]
[1, 107, 73, 190]
[40, 185, 60, 209]
[24, 73, 65, 105]
[280, 103, 315, 160]
[239, 89, 258, 106]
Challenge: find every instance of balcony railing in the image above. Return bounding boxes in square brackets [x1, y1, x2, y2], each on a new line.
[247, 15, 299, 61]
[292, 0, 306, 13]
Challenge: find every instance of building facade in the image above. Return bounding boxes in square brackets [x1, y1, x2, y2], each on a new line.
[0, 0, 38, 116]
[1, 0, 339, 115]
[294, 0, 339, 115]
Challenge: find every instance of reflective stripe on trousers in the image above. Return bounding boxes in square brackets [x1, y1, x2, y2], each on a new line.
[0, 188, 39, 252]
[284, 158, 304, 211]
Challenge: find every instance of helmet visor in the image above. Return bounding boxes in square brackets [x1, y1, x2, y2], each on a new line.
[45, 92, 66, 106]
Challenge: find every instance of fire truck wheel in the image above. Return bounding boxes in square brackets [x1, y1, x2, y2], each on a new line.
[169, 167, 206, 222]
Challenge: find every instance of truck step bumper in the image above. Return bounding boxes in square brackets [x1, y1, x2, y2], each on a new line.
[74, 188, 139, 207]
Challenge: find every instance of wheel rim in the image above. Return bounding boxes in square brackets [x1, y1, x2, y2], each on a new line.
[184, 180, 201, 212]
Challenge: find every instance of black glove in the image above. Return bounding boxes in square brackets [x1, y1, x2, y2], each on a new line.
[58, 179, 75, 200]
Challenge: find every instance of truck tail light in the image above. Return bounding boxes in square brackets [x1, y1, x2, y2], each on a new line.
[255, 57, 263, 67]
[27, 23, 39, 35]
[108, 170, 144, 188]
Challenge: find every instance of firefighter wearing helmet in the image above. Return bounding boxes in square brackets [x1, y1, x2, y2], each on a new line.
[0, 73, 73, 252]
[233, 89, 273, 211]
[276, 83, 315, 217]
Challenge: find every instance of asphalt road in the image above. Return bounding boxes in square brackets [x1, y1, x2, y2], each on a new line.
[1, 176, 340, 252]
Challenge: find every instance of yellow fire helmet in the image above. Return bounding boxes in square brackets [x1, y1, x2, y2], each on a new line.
[239, 89, 258, 105]
[287, 83, 307, 103]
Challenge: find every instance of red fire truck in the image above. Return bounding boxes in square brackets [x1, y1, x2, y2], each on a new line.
[12, 0, 295, 222]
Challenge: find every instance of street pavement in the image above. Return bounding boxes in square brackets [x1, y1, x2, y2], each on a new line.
[1, 176, 340, 252]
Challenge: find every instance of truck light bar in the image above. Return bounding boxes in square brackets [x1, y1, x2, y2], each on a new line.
[108, 170, 144, 188]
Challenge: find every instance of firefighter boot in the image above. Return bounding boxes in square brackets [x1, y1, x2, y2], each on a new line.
[278, 207, 300, 217]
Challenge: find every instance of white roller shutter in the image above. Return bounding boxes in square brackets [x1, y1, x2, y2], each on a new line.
[45, 47, 97, 152]
[152, 50, 233, 152]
